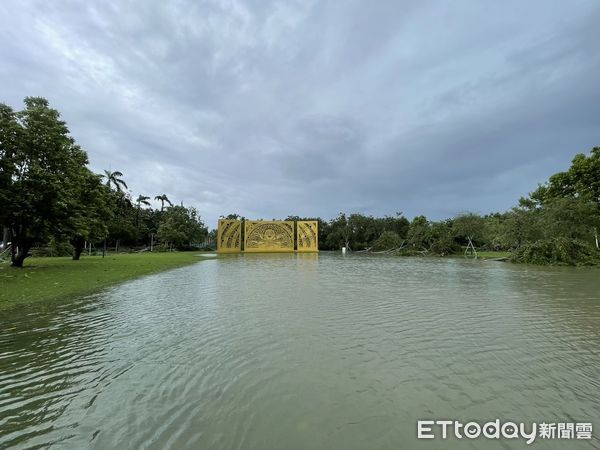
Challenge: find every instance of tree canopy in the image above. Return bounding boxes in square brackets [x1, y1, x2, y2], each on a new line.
[0, 97, 113, 266]
[158, 206, 207, 249]
[0, 97, 210, 265]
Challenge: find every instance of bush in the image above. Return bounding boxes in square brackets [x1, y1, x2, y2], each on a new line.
[511, 238, 600, 266]
[372, 231, 402, 251]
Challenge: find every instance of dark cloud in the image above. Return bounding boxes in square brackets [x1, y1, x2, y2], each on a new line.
[1, 0, 599, 226]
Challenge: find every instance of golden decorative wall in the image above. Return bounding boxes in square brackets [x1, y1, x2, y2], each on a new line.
[296, 221, 319, 252]
[217, 219, 319, 253]
[217, 219, 242, 253]
[244, 221, 295, 252]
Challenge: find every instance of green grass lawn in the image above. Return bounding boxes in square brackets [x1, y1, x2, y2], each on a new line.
[0, 252, 208, 309]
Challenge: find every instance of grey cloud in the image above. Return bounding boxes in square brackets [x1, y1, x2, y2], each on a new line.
[1, 0, 599, 226]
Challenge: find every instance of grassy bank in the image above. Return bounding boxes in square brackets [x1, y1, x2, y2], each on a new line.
[0, 252, 207, 309]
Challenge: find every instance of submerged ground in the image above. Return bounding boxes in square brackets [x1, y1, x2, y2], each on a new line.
[0, 251, 512, 309]
[0, 253, 599, 449]
[0, 252, 205, 309]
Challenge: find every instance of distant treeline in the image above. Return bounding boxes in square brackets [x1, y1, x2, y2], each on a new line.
[1, 97, 598, 267]
[226, 147, 600, 266]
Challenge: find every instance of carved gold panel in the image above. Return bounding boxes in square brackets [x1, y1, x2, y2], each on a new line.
[217, 219, 242, 253]
[244, 221, 294, 252]
[296, 221, 318, 252]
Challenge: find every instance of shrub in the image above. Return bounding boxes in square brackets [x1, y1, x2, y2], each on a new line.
[511, 238, 600, 266]
[372, 231, 402, 251]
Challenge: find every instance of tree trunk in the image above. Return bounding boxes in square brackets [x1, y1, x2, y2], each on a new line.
[73, 247, 84, 260]
[71, 236, 85, 260]
[2, 227, 9, 248]
[11, 242, 31, 267]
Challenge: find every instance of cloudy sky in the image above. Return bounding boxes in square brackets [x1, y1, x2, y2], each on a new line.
[2, 0, 599, 227]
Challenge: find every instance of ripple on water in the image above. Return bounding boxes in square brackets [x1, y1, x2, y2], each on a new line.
[1, 255, 599, 449]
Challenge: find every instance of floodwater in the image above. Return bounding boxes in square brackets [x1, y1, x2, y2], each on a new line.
[1, 253, 599, 449]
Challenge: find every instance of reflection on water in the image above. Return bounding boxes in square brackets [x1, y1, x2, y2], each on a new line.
[1, 254, 599, 449]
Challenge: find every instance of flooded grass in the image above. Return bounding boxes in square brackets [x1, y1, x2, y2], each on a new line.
[0, 252, 206, 309]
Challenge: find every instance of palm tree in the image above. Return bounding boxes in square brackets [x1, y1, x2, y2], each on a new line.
[135, 195, 151, 227]
[103, 170, 128, 192]
[154, 194, 173, 212]
[136, 195, 151, 208]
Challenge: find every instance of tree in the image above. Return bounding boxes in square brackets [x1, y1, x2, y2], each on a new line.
[501, 207, 542, 249]
[157, 205, 207, 249]
[452, 213, 486, 255]
[325, 213, 351, 250]
[136, 195, 151, 208]
[528, 147, 600, 249]
[347, 214, 382, 249]
[407, 216, 431, 250]
[221, 213, 244, 220]
[0, 97, 102, 267]
[530, 147, 600, 207]
[540, 197, 600, 244]
[0, 103, 20, 253]
[154, 194, 172, 212]
[452, 213, 485, 242]
[103, 170, 128, 192]
[135, 195, 151, 227]
[69, 172, 114, 260]
[372, 231, 402, 251]
[380, 213, 410, 239]
[429, 220, 457, 255]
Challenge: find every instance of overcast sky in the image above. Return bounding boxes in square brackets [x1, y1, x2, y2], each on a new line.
[2, 1, 599, 228]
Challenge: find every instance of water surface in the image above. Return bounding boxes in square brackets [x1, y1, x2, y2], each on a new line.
[1, 254, 599, 449]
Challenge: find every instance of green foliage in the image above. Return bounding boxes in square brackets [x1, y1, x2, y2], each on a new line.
[372, 231, 402, 251]
[31, 240, 74, 257]
[529, 147, 600, 207]
[540, 197, 600, 241]
[320, 213, 409, 250]
[0, 97, 113, 266]
[136, 195, 151, 207]
[429, 221, 458, 255]
[221, 147, 599, 266]
[497, 207, 542, 249]
[2, 97, 598, 268]
[511, 238, 600, 266]
[108, 214, 137, 242]
[407, 216, 431, 250]
[102, 170, 128, 192]
[452, 213, 485, 241]
[324, 213, 351, 249]
[154, 194, 172, 212]
[157, 206, 207, 249]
